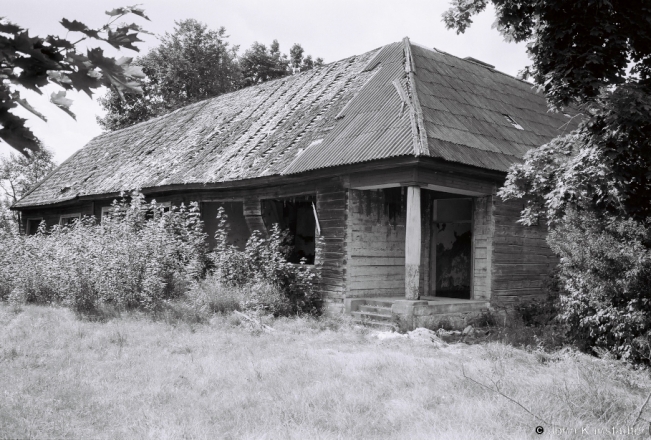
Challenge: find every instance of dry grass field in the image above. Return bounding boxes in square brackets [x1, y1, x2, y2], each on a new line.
[1, 304, 650, 439]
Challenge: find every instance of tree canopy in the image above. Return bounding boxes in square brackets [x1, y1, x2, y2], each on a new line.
[445, 0, 651, 363]
[100, 29, 324, 130]
[97, 19, 241, 131]
[444, 0, 651, 108]
[0, 6, 150, 155]
[444, 0, 651, 222]
[0, 149, 55, 231]
[239, 40, 322, 87]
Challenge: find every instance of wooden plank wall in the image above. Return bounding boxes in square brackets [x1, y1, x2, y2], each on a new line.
[491, 197, 557, 304]
[472, 196, 494, 300]
[346, 188, 434, 299]
[21, 202, 94, 233]
[315, 185, 347, 313]
[347, 189, 405, 298]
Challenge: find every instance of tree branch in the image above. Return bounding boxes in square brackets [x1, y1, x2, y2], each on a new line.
[461, 364, 557, 428]
[631, 389, 651, 425]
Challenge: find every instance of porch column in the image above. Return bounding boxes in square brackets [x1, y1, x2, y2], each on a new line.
[405, 186, 421, 300]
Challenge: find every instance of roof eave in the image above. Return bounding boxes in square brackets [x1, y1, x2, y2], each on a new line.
[12, 156, 507, 211]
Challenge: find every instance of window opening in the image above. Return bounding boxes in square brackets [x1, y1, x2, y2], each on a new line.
[262, 196, 316, 264]
[26, 218, 43, 235]
[59, 213, 81, 226]
[145, 201, 171, 220]
[100, 206, 114, 219]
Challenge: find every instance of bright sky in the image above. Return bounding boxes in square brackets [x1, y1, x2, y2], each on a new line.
[1, 0, 530, 164]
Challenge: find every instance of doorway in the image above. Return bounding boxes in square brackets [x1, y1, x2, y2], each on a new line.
[429, 198, 473, 299]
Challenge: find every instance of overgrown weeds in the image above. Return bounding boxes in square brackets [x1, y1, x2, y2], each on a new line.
[208, 207, 319, 316]
[465, 291, 570, 354]
[0, 195, 319, 322]
[0, 191, 206, 316]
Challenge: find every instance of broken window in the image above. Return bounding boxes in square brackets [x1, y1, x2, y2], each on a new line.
[262, 196, 316, 264]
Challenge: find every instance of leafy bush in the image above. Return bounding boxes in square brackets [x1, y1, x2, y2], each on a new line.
[207, 207, 319, 315]
[548, 209, 651, 364]
[0, 191, 207, 315]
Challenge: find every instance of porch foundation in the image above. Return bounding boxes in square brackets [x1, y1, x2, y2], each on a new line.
[345, 297, 493, 331]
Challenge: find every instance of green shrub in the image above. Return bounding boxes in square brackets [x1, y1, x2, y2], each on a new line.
[548, 209, 651, 364]
[208, 207, 319, 315]
[0, 191, 207, 315]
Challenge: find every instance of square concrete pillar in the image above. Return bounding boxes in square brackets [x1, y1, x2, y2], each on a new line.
[405, 186, 421, 299]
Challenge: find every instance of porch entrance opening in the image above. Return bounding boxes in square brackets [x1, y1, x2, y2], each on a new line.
[429, 198, 473, 299]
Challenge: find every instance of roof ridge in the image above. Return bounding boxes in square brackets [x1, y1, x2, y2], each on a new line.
[402, 37, 429, 157]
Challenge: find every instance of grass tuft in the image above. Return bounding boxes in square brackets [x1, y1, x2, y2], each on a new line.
[1, 304, 649, 439]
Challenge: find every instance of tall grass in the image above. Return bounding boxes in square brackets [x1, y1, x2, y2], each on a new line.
[1, 304, 649, 439]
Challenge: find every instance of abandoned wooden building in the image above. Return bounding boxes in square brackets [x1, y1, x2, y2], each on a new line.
[12, 38, 579, 328]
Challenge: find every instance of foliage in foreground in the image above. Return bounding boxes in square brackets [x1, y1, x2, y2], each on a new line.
[203, 207, 319, 316]
[547, 210, 651, 364]
[0, 195, 318, 319]
[1, 6, 149, 154]
[0, 192, 206, 314]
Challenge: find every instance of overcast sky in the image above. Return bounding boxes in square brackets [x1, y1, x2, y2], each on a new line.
[1, 0, 530, 163]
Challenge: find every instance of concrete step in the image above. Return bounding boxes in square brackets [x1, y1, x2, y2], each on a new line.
[351, 311, 393, 322]
[365, 299, 395, 308]
[359, 305, 392, 316]
[426, 301, 490, 314]
[352, 316, 397, 330]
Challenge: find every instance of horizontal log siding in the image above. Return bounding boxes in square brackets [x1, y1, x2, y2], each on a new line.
[490, 197, 557, 305]
[20, 202, 94, 233]
[315, 186, 347, 313]
[347, 189, 407, 298]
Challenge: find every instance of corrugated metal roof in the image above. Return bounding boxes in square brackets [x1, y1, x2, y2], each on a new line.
[15, 38, 580, 208]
